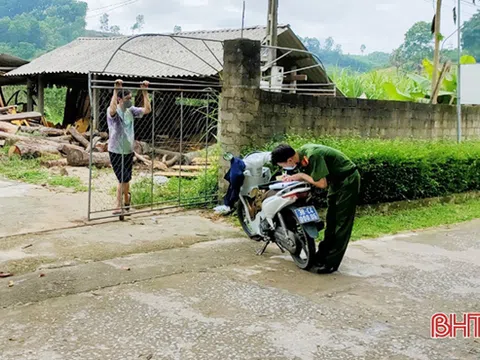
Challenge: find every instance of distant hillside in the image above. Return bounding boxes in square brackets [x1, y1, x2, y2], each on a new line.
[300, 36, 391, 73]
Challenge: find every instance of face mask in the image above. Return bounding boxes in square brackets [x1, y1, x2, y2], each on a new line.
[283, 165, 297, 171]
[123, 100, 133, 109]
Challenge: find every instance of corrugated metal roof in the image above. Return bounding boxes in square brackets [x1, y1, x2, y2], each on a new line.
[6, 25, 290, 79]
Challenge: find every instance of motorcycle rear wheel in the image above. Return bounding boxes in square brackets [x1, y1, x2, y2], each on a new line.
[237, 200, 261, 241]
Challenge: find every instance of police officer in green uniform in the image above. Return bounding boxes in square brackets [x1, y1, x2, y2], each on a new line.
[271, 143, 361, 274]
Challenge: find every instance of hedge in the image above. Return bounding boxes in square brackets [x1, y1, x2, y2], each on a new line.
[262, 135, 480, 206]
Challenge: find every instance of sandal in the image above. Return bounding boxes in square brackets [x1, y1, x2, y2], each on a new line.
[125, 192, 132, 212]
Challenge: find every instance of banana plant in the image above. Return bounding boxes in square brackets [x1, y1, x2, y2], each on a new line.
[383, 55, 476, 103]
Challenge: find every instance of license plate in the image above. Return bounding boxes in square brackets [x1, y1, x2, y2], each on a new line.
[294, 206, 320, 224]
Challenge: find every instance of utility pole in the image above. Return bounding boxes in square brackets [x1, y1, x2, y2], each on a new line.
[265, 0, 278, 66]
[456, 0, 462, 142]
[241, 0, 246, 38]
[431, 0, 442, 104]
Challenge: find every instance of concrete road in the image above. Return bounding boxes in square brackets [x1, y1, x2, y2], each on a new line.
[1, 221, 479, 359]
[1, 179, 479, 359]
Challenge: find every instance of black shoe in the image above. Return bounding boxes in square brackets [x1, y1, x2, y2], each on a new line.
[313, 251, 325, 266]
[314, 264, 337, 274]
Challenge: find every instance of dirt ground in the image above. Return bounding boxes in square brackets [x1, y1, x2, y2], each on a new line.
[0, 178, 479, 360]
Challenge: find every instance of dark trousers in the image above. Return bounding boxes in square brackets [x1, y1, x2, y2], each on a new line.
[317, 170, 361, 270]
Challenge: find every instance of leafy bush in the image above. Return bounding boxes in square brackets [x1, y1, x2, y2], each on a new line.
[263, 134, 480, 206]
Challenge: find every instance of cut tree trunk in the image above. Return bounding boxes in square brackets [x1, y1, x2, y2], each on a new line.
[95, 142, 108, 153]
[135, 141, 191, 166]
[0, 112, 42, 122]
[8, 141, 60, 158]
[153, 171, 200, 178]
[41, 158, 68, 168]
[0, 105, 17, 113]
[134, 152, 168, 171]
[57, 143, 86, 156]
[0, 131, 68, 146]
[0, 122, 19, 134]
[49, 135, 73, 143]
[86, 136, 101, 153]
[0, 131, 65, 147]
[83, 131, 108, 141]
[19, 126, 65, 137]
[68, 126, 89, 148]
[160, 154, 180, 167]
[0, 131, 84, 157]
[171, 165, 210, 171]
[66, 148, 111, 168]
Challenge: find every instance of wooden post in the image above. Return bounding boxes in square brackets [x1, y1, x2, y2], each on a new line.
[37, 75, 45, 116]
[92, 74, 99, 131]
[431, 0, 442, 104]
[290, 66, 297, 94]
[27, 78, 34, 112]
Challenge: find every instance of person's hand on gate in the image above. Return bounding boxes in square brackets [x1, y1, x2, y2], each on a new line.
[140, 80, 152, 115]
[114, 79, 123, 88]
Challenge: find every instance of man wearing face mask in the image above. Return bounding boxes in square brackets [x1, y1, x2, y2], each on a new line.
[107, 79, 151, 215]
[270, 143, 360, 274]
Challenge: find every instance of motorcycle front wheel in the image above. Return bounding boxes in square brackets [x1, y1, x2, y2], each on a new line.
[290, 224, 317, 270]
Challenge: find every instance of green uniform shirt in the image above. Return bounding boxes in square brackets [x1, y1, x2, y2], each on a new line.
[298, 144, 356, 183]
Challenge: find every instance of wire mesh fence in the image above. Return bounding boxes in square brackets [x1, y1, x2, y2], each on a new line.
[87, 79, 220, 220]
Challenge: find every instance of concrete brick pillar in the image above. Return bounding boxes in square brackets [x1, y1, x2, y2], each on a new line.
[218, 38, 261, 196]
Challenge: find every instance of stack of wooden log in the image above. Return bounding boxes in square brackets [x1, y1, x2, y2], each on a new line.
[0, 122, 215, 177]
[0, 106, 43, 126]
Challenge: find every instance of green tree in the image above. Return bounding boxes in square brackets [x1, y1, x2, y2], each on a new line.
[173, 25, 182, 33]
[99, 13, 109, 33]
[300, 36, 375, 72]
[0, 0, 87, 60]
[324, 37, 334, 52]
[99, 12, 122, 36]
[395, 21, 434, 70]
[462, 10, 480, 60]
[301, 37, 320, 53]
[110, 25, 121, 35]
[131, 14, 145, 34]
[360, 44, 366, 54]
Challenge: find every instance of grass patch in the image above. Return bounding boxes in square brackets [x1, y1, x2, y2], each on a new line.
[0, 146, 87, 192]
[350, 198, 480, 240]
[113, 165, 219, 208]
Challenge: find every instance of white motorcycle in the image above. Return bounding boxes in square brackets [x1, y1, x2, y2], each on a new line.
[234, 152, 325, 270]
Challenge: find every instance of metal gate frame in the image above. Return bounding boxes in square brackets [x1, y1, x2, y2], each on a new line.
[86, 34, 223, 221]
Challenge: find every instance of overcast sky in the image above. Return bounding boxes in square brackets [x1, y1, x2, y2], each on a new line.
[83, 0, 478, 54]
